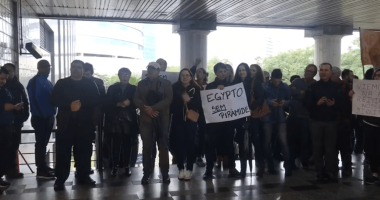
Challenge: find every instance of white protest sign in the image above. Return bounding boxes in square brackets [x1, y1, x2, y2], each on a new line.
[141, 70, 179, 84]
[352, 79, 380, 117]
[201, 82, 250, 124]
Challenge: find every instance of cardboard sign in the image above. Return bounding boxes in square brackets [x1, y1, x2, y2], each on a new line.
[141, 70, 179, 84]
[352, 79, 380, 117]
[201, 83, 250, 124]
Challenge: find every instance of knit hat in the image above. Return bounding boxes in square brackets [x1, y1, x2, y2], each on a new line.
[271, 69, 282, 79]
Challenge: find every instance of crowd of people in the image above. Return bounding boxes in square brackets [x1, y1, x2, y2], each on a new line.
[0, 57, 379, 193]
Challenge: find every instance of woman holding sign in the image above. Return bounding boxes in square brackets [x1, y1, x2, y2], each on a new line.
[170, 68, 202, 181]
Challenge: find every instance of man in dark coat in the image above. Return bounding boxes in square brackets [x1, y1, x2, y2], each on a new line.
[51, 60, 100, 191]
[3, 63, 29, 178]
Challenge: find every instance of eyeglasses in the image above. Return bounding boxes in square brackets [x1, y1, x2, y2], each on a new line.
[119, 73, 131, 77]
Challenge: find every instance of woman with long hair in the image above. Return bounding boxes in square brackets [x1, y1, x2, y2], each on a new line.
[190, 60, 208, 167]
[232, 63, 252, 177]
[226, 64, 234, 83]
[249, 64, 266, 177]
[170, 68, 202, 180]
[106, 68, 139, 176]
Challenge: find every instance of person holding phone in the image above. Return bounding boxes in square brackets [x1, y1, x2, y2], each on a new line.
[261, 69, 292, 176]
[305, 63, 343, 182]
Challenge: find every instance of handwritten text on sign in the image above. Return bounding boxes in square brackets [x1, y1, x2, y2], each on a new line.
[352, 79, 380, 117]
[141, 70, 179, 84]
[201, 83, 250, 124]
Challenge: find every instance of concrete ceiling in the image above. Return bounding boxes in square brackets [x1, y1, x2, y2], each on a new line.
[22, 0, 380, 29]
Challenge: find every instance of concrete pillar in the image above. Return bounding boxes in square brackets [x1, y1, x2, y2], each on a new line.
[305, 25, 353, 66]
[178, 30, 209, 70]
[313, 35, 343, 68]
[173, 19, 216, 70]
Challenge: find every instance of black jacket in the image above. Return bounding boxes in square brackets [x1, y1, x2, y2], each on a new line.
[105, 83, 139, 134]
[305, 79, 343, 122]
[4, 76, 29, 125]
[206, 78, 232, 90]
[51, 77, 100, 133]
[170, 82, 202, 124]
[0, 86, 14, 126]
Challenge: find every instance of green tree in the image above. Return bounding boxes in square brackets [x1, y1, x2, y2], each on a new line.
[166, 66, 180, 72]
[262, 46, 314, 84]
[341, 38, 372, 79]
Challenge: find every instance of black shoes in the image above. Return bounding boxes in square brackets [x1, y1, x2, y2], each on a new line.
[53, 181, 65, 191]
[203, 170, 215, 179]
[77, 176, 96, 184]
[285, 170, 293, 177]
[6, 169, 24, 179]
[141, 175, 150, 185]
[161, 174, 170, 184]
[366, 176, 379, 185]
[196, 157, 206, 167]
[228, 168, 241, 177]
[110, 168, 118, 176]
[256, 166, 265, 178]
[37, 170, 56, 180]
[0, 179, 11, 189]
[125, 167, 132, 176]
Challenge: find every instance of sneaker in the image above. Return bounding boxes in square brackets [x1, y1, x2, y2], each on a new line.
[37, 170, 56, 179]
[162, 174, 170, 184]
[6, 169, 24, 179]
[178, 170, 185, 180]
[0, 179, 11, 188]
[53, 181, 65, 191]
[196, 157, 206, 167]
[184, 170, 192, 180]
[366, 176, 379, 185]
[45, 166, 55, 174]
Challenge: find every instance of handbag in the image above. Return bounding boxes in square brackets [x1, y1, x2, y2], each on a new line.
[185, 104, 199, 122]
[250, 81, 271, 118]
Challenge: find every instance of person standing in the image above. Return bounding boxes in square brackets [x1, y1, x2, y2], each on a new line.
[27, 60, 56, 179]
[203, 63, 241, 179]
[305, 63, 342, 182]
[171, 68, 201, 180]
[134, 62, 173, 184]
[288, 64, 317, 169]
[0, 67, 22, 190]
[3, 63, 29, 178]
[261, 69, 292, 176]
[51, 60, 100, 191]
[106, 68, 138, 176]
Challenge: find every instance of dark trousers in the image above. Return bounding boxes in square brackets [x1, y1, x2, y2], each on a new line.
[353, 119, 364, 153]
[140, 121, 169, 175]
[337, 121, 352, 170]
[287, 116, 311, 164]
[55, 125, 93, 184]
[251, 118, 265, 167]
[7, 124, 22, 171]
[0, 126, 13, 177]
[31, 115, 54, 171]
[310, 121, 338, 174]
[176, 121, 197, 171]
[111, 133, 132, 168]
[196, 114, 206, 158]
[363, 124, 380, 173]
[205, 123, 235, 171]
[263, 123, 291, 170]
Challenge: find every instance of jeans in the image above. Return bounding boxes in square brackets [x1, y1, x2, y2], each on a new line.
[337, 121, 353, 170]
[287, 116, 311, 164]
[263, 123, 290, 170]
[31, 115, 54, 171]
[176, 121, 197, 171]
[196, 114, 206, 158]
[0, 126, 13, 177]
[205, 122, 235, 171]
[140, 121, 169, 175]
[7, 124, 22, 171]
[310, 121, 338, 174]
[111, 133, 132, 169]
[55, 124, 93, 184]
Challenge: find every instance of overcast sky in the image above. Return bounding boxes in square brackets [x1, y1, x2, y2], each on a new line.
[154, 24, 360, 67]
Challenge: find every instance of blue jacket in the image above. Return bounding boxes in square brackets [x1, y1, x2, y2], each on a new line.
[261, 81, 291, 123]
[0, 86, 14, 126]
[27, 74, 57, 118]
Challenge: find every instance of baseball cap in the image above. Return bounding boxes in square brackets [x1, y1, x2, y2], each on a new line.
[147, 62, 160, 70]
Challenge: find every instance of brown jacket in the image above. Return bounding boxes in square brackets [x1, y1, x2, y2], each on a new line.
[133, 77, 173, 123]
